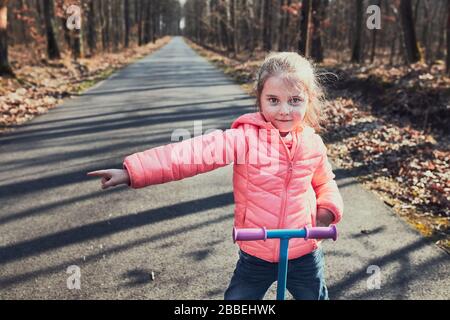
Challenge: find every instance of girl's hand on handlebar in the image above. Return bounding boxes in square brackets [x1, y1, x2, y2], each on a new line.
[87, 169, 130, 189]
[316, 208, 334, 245]
[316, 208, 334, 227]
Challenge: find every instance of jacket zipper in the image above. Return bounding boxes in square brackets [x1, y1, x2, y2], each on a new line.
[273, 131, 300, 262]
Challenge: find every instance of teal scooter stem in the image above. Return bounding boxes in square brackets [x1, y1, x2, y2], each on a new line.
[233, 225, 338, 300]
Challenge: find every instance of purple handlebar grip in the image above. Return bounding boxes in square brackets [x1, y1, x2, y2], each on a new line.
[233, 227, 267, 243]
[305, 225, 338, 241]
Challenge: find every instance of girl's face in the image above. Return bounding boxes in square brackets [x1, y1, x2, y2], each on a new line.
[260, 75, 308, 137]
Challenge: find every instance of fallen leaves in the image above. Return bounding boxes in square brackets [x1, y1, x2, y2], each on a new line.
[322, 67, 449, 253]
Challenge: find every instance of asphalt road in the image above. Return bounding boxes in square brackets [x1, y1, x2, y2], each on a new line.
[0, 36, 448, 300]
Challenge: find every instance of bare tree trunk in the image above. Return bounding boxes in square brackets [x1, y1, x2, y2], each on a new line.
[137, 0, 143, 45]
[113, 0, 120, 51]
[285, 0, 294, 50]
[399, 0, 421, 63]
[278, 0, 286, 51]
[351, 0, 363, 62]
[143, 0, 150, 43]
[152, 0, 159, 43]
[87, 0, 97, 56]
[72, 24, 84, 59]
[311, 0, 324, 62]
[101, 0, 111, 51]
[271, 0, 280, 51]
[413, 0, 420, 23]
[43, 0, 61, 59]
[435, 4, 446, 60]
[243, 0, 255, 53]
[420, 0, 429, 58]
[18, 0, 28, 48]
[370, 0, 381, 63]
[124, 0, 130, 47]
[231, 0, 239, 57]
[58, 1, 72, 51]
[263, 0, 272, 51]
[298, 0, 311, 56]
[280, 0, 292, 51]
[447, 0, 450, 73]
[258, 0, 264, 48]
[0, 0, 12, 75]
[218, 0, 230, 51]
[99, 0, 107, 50]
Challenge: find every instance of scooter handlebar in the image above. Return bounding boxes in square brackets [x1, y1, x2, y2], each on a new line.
[233, 225, 337, 242]
[233, 227, 267, 243]
[305, 225, 337, 241]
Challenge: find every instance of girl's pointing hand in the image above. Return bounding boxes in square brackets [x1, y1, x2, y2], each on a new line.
[87, 169, 130, 189]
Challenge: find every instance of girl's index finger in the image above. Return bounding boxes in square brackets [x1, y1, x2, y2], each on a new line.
[87, 170, 107, 177]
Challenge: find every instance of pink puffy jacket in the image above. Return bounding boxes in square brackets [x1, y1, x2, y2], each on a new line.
[123, 112, 344, 262]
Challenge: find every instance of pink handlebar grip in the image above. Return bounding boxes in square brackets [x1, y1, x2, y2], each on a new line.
[305, 225, 338, 241]
[233, 227, 267, 243]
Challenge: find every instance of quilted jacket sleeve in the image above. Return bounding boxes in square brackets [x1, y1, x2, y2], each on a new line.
[123, 127, 247, 189]
[311, 136, 344, 224]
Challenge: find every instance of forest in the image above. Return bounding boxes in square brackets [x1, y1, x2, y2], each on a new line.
[183, 0, 449, 69]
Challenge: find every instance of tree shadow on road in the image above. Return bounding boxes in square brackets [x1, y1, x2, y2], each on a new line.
[0, 192, 235, 266]
[0, 200, 234, 290]
[328, 236, 449, 299]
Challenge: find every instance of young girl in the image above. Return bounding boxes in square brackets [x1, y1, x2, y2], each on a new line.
[87, 52, 344, 300]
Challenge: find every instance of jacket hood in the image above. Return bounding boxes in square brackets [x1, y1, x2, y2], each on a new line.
[231, 112, 314, 135]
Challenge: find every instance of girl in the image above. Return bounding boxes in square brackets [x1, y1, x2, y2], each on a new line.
[87, 52, 344, 300]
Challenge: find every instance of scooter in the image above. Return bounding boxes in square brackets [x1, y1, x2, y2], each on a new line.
[233, 225, 337, 300]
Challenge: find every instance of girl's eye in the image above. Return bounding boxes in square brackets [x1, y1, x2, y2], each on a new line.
[267, 97, 303, 106]
[290, 98, 303, 104]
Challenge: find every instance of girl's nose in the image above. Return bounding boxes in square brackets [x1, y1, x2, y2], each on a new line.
[279, 103, 292, 115]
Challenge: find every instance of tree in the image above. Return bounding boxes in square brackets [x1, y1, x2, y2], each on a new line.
[370, 0, 381, 63]
[218, 0, 231, 51]
[399, 0, 421, 63]
[71, 0, 84, 59]
[279, 0, 292, 51]
[0, 0, 13, 75]
[447, 0, 450, 73]
[124, 0, 130, 47]
[351, 0, 363, 62]
[263, 0, 272, 51]
[43, 0, 61, 59]
[310, 0, 325, 62]
[298, 0, 323, 60]
[72, 22, 84, 59]
[231, 0, 239, 57]
[298, 0, 311, 56]
[143, 0, 151, 44]
[137, 0, 143, 45]
[243, 0, 256, 53]
[87, 0, 97, 55]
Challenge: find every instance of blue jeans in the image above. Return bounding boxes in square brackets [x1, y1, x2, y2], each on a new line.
[224, 248, 329, 300]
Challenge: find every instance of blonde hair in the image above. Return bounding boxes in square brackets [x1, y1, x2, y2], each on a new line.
[252, 51, 328, 133]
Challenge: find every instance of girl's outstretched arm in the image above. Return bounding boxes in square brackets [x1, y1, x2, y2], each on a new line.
[123, 127, 246, 189]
